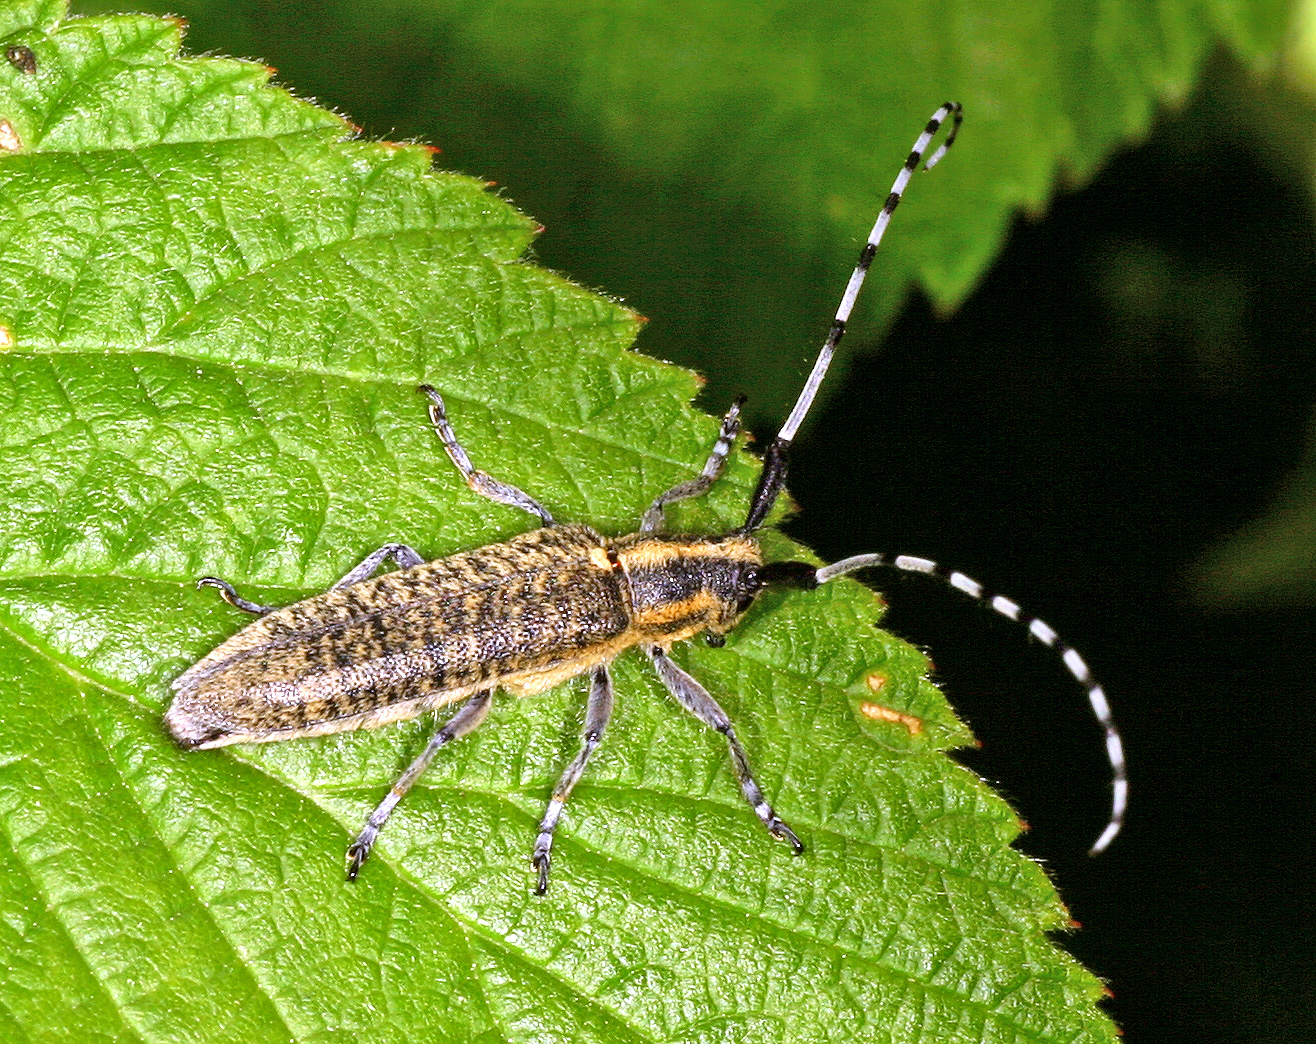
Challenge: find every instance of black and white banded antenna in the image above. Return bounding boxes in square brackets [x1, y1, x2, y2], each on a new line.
[816, 554, 1127, 854]
[741, 101, 962, 534]
[743, 101, 1126, 854]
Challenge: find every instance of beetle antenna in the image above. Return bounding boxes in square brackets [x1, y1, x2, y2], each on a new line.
[815, 552, 1127, 854]
[741, 101, 962, 533]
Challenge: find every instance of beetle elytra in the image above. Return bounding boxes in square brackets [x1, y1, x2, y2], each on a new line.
[168, 103, 1126, 892]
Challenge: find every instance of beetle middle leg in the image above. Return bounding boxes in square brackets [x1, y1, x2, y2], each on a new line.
[420, 384, 555, 525]
[646, 646, 804, 854]
[532, 663, 614, 894]
[346, 688, 494, 880]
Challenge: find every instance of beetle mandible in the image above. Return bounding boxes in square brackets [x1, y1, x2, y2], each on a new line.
[168, 103, 1126, 893]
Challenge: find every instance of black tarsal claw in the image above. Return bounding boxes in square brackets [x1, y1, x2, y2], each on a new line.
[345, 844, 368, 881]
[774, 822, 805, 854]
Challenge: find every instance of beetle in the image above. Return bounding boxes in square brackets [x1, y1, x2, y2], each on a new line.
[167, 103, 1126, 892]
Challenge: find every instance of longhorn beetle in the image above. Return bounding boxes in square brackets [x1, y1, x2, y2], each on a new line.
[168, 103, 1127, 892]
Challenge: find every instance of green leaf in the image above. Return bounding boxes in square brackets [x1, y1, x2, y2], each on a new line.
[0, 2, 1205, 1042]
[85, 0, 1293, 416]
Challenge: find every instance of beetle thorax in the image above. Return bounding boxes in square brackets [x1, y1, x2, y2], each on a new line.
[610, 532, 763, 643]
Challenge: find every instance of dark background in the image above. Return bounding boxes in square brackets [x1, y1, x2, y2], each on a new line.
[786, 76, 1316, 1042]
[88, 3, 1316, 1039]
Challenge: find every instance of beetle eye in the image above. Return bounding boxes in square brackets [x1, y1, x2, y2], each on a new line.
[734, 568, 764, 615]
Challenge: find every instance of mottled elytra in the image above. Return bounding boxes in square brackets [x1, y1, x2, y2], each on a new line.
[168, 103, 1126, 893]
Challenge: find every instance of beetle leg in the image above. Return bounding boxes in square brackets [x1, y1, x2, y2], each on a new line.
[645, 646, 804, 855]
[640, 398, 743, 533]
[532, 663, 614, 894]
[195, 576, 278, 615]
[330, 543, 426, 589]
[419, 384, 555, 526]
[196, 543, 425, 615]
[346, 689, 495, 880]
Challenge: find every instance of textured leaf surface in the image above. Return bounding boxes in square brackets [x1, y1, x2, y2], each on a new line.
[0, 4, 1137, 1043]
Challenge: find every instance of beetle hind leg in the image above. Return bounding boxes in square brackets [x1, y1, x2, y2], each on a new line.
[346, 689, 494, 880]
[646, 646, 804, 854]
[532, 663, 614, 894]
[330, 543, 426, 588]
[195, 576, 277, 615]
[196, 544, 425, 616]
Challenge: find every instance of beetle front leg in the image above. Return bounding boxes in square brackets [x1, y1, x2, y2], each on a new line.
[639, 398, 742, 533]
[646, 646, 804, 854]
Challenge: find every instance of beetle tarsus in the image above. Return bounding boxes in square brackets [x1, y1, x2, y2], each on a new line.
[196, 575, 276, 615]
[532, 852, 551, 895]
[773, 820, 805, 854]
[345, 841, 370, 881]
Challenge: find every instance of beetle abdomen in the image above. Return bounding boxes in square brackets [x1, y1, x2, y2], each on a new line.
[167, 525, 629, 748]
